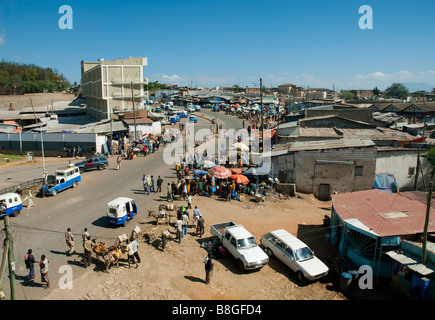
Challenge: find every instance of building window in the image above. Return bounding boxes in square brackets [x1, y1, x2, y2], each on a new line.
[408, 167, 415, 175]
[355, 166, 363, 176]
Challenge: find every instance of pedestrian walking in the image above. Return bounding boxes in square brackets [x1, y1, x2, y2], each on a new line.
[187, 194, 192, 210]
[131, 237, 141, 263]
[176, 217, 183, 243]
[182, 211, 189, 236]
[197, 215, 205, 238]
[204, 252, 214, 284]
[193, 206, 200, 231]
[26, 190, 35, 209]
[126, 239, 138, 268]
[117, 156, 122, 170]
[142, 174, 147, 192]
[82, 228, 90, 248]
[25, 249, 37, 281]
[157, 176, 163, 193]
[39, 254, 50, 288]
[65, 228, 75, 256]
[83, 236, 94, 267]
[150, 175, 155, 193]
[146, 175, 152, 195]
[167, 183, 173, 202]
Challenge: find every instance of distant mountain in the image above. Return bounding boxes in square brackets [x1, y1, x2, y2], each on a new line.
[401, 82, 435, 92]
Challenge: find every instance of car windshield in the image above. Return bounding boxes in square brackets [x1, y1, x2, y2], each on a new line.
[237, 237, 257, 249]
[294, 247, 314, 262]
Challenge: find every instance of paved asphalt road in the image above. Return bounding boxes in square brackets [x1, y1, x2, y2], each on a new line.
[0, 108, 243, 300]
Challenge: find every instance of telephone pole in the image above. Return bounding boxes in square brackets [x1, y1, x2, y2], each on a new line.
[260, 78, 264, 151]
[4, 215, 16, 300]
[131, 81, 137, 141]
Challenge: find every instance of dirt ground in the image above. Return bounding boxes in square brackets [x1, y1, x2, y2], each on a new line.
[0, 93, 76, 109]
[42, 190, 350, 301]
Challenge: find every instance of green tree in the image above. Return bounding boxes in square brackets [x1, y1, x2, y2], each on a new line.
[384, 83, 409, 100]
[373, 86, 380, 97]
[340, 91, 357, 100]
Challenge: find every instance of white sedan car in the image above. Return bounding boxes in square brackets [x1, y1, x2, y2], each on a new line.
[261, 229, 329, 283]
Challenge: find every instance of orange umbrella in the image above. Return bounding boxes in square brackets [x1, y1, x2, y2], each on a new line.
[230, 174, 250, 185]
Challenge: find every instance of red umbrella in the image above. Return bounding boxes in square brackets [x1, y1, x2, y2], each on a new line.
[209, 165, 231, 179]
[230, 174, 249, 185]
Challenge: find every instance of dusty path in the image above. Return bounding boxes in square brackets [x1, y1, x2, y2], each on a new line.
[42, 192, 347, 300]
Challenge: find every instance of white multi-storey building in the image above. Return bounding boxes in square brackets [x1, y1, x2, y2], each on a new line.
[81, 57, 148, 120]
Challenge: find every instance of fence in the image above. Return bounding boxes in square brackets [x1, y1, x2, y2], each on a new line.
[0, 132, 101, 156]
[0, 178, 44, 196]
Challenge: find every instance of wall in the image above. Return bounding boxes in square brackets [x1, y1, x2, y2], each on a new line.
[0, 132, 99, 156]
[272, 146, 377, 199]
[375, 149, 425, 191]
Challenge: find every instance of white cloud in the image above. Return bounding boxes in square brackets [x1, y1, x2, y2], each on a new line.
[349, 70, 435, 90]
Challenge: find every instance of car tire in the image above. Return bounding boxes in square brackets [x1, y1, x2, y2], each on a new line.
[72, 181, 78, 188]
[237, 259, 245, 272]
[123, 219, 129, 227]
[12, 210, 20, 217]
[297, 271, 305, 283]
[79, 167, 84, 174]
[52, 189, 58, 196]
[98, 165, 103, 170]
[266, 248, 273, 258]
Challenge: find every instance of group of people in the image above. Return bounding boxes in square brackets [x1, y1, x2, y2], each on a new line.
[142, 174, 163, 194]
[24, 249, 50, 288]
[64, 145, 82, 158]
[175, 205, 206, 243]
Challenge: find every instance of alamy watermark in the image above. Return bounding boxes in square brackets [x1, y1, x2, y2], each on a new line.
[359, 5, 373, 30]
[58, 5, 73, 30]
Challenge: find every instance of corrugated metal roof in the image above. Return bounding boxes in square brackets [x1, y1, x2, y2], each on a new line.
[332, 189, 435, 237]
[385, 250, 435, 276]
[289, 139, 375, 152]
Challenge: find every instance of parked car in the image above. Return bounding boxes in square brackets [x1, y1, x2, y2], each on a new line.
[189, 115, 197, 123]
[210, 221, 269, 271]
[75, 156, 109, 173]
[169, 115, 177, 124]
[195, 105, 201, 112]
[261, 229, 329, 283]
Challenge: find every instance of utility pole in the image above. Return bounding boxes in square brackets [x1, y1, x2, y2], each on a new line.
[131, 81, 137, 141]
[4, 215, 16, 300]
[30, 98, 46, 176]
[260, 78, 264, 151]
[422, 182, 433, 264]
[414, 146, 421, 191]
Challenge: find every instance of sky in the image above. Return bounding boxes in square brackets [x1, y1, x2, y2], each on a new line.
[0, 0, 434, 91]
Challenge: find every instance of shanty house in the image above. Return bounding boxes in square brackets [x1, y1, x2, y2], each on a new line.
[269, 139, 377, 200]
[331, 189, 435, 288]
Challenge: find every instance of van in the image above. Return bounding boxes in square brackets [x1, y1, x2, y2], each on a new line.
[41, 165, 81, 196]
[0, 193, 23, 218]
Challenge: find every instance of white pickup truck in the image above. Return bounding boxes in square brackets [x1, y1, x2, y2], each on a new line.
[210, 221, 269, 271]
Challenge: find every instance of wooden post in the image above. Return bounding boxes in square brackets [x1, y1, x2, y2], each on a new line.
[4, 215, 16, 300]
[422, 182, 432, 264]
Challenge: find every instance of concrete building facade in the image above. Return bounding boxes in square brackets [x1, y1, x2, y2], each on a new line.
[81, 57, 148, 120]
[270, 139, 377, 200]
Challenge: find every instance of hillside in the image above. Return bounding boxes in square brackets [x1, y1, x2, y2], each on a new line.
[0, 60, 70, 95]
